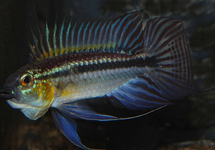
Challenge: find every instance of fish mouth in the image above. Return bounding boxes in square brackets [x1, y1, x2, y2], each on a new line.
[0, 87, 15, 99]
[0, 86, 23, 101]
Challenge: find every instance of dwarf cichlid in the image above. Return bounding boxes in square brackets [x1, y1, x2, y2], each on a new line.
[0, 10, 199, 149]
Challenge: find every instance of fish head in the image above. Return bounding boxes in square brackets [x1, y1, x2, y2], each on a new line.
[0, 64, 55, 120]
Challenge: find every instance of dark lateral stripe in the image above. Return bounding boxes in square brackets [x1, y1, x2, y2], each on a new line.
[75, 56, 159, 74]
[35, 55, 159, 80]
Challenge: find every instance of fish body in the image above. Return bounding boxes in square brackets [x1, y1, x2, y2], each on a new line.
[0, 10, 198, 149]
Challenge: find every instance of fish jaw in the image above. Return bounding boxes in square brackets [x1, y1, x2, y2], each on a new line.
[7, 98, 50, 120]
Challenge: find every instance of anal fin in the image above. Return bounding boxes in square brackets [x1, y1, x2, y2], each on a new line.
[106, 76, 171, 110]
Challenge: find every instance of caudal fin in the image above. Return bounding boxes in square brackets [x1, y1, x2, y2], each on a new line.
[143, 17, 198, 100]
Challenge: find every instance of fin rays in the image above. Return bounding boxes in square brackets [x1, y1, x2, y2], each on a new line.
[30, 10, 144, 61]
[143, 17, 198, 100]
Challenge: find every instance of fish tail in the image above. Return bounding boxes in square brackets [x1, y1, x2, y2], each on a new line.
[142, 17, 198, 100]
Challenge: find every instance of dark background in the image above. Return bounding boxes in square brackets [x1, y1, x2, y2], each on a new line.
[1, 0, 215, 149]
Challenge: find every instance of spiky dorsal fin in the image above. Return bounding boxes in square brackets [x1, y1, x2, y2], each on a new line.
[30, 10, 144, 61]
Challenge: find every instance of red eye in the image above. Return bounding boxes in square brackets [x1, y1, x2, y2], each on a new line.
[21, 73, 34, 86]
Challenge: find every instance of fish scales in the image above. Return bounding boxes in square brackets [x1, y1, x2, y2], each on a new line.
[30, 52, 153, 107]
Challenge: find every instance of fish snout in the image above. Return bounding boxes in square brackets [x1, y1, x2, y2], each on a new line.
[0, 87, 15, 99]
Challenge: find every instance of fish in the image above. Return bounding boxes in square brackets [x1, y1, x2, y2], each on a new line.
[0, 10, 198, 149]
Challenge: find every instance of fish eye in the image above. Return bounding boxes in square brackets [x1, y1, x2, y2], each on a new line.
[21, 73, 34, 87]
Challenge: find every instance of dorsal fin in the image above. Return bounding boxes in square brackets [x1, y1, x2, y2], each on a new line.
[29, 10, 144, 61]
